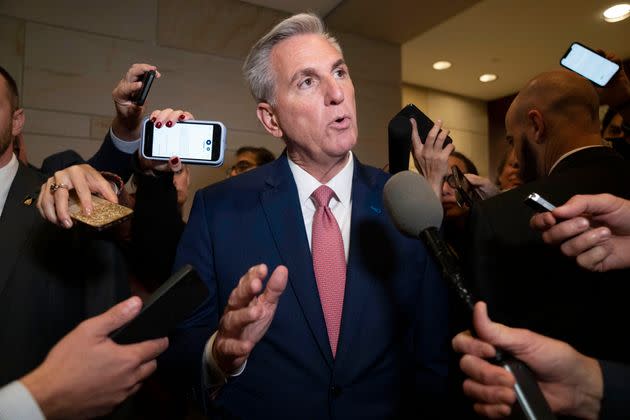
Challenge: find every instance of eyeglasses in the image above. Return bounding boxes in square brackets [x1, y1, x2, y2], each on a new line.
[445, 165, 483, 208]
[227, 160, 256, 176]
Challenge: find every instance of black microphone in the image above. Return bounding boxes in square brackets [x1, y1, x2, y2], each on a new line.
[383, 171, 557, 420]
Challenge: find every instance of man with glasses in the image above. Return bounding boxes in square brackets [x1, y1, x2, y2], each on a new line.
[227, 146, 275, 177]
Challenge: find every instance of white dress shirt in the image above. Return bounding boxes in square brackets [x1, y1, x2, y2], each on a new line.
[0, 153, 19, 218]
[0, 381, 45, 420]
[204, 152, 355, 387]
[287, 152, 354, 260]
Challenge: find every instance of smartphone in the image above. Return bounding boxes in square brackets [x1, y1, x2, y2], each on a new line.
[393, 103, 453, 148]
[450, 165, 482, 207]
[110, 264, 209, 344]
[68, 192, 133, 231]
[560, 42, 619, 87]
[133, 70, 156, 106]
[141, 117, 226, 166]
[524, 192, 556, 213]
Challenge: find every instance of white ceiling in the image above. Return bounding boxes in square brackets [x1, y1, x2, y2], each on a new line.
[241, 0, 630, 101]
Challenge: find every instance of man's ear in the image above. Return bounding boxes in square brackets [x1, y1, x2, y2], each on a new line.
[527, 109, 545, 144]
[256, 103, 283, 138]
[12, 108, 25, 137]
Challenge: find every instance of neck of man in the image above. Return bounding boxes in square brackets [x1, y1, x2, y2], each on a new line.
[543, 132, 603, 175]
[288, 150, 350, 184]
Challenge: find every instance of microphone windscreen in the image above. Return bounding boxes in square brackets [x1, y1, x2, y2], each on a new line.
[383, 171, 443, 237]
[387, 115, 412, 174]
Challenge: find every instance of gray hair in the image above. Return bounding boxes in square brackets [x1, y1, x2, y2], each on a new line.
[242, 13, 342, 105]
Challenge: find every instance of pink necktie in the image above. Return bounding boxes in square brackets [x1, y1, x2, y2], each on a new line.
[311, 185, 346, 357]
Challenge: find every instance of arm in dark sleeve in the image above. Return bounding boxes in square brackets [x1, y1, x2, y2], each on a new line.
[158, 190, 217, 413]
[87, 130, 134, 181]
[599, 359, 630, 420]
[128, 170, 185, 291]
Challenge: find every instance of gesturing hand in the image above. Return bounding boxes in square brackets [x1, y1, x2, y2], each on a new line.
[212, 264, 288, 375]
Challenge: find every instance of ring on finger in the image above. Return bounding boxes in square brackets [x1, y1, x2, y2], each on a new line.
[50, 183, 69, 193]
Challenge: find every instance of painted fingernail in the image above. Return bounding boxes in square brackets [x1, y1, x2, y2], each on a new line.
[151, 117, 157, 122]
[166, 121, 173, 128]
[84, 207, 92, 216]
[178, 114, 185, 120]
[155, 121, 162, 128]
[170, 157, 179, 165]
[63, 219, 72, 228]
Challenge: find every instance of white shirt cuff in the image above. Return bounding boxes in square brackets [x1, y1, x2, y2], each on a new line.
[203, 331, 247, 389]
[0, 381, 45, 420]
[109, 127, 141, 154]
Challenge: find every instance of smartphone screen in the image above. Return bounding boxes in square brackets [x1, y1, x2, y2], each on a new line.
[141, 118, 226, 166]
[560, 42, 619, 87]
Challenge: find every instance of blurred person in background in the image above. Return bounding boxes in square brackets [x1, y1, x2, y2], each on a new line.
[227, 146, 275, 177]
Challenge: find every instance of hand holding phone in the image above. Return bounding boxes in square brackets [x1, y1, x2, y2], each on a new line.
[560, 42, 620, 87]
[141, 116, 226, 166]
[68, 191, 133, 231]
[389, 103, 453, 149]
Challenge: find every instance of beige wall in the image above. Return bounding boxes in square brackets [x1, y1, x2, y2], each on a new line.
[402, 83, 489, 176]
[1, 0, 401, 217]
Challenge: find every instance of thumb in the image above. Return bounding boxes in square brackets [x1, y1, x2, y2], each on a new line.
[91, 296, 143, 336]
[473, 302, 531, 356]
[261, 265, 288, 305]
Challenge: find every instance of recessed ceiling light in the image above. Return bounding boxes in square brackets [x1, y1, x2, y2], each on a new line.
[479, 73, 497, 83]
[432, 61, 452, 70]
[603, 3, 630, 22]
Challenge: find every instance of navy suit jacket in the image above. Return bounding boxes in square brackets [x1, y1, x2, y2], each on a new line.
[169, 154, 449, 419]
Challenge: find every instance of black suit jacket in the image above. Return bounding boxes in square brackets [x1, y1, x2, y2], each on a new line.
[600, 360, 630, 419]
[0, 133, 133, 387]
[465, 147, 630, 363]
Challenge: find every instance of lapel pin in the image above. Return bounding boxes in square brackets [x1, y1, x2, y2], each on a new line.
[23, 196, 33, 206]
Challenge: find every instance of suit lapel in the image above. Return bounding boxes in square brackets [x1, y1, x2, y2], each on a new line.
[0, 164, 43, 298]
[335, 159, 381, 367]
[260, 155, 334, 368]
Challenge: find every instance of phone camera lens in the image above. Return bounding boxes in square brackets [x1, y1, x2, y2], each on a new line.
[206, 140, 212, 145]
[206, 147, 211, 151]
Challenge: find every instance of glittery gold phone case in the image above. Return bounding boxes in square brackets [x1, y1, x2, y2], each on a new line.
[68, 192, 133, 230]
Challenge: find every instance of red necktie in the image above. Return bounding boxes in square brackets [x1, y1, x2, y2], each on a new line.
[311, 185, 346, 357]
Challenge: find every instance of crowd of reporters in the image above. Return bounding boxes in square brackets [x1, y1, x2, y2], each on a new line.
[1, 10, 630, 420]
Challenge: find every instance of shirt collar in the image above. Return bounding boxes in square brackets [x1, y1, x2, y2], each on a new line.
[287, 152, 354, 208]
[0, 153, 19, 215]
[548, 145, 606, 174]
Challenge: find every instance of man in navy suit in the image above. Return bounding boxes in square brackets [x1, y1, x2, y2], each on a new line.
[169, 13, 449, 418]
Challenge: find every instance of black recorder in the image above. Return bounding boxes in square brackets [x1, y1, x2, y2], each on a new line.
[110, 265, 209, 344]
[524, 193, 556, 213]
[134, 70, 156, 106]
